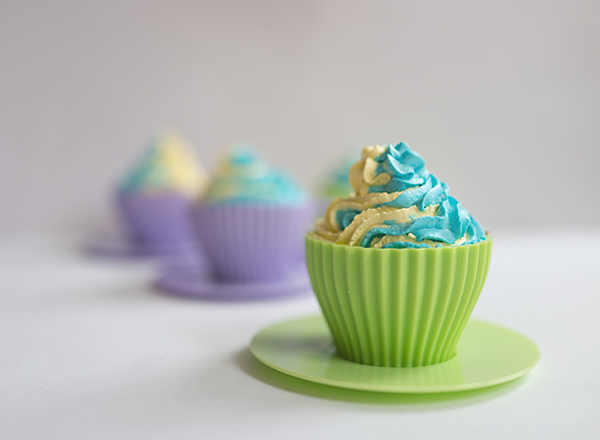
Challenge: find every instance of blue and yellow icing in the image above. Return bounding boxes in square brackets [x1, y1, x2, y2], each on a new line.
[315, 142, 486, 248]
[120, 132, 205, 195]
[202, 144, 307, 205]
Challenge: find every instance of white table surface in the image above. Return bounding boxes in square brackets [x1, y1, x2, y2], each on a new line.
[1, 229, 599, 439]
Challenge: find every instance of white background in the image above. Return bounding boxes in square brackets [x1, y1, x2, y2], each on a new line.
[1, 0, 599, 231]
[1, 230, 599, 439]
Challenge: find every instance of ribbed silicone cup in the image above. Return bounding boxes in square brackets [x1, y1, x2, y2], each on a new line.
[194, 203, 313, 282]
[117, 192, 194, 247]
[306, 234, 492, 367]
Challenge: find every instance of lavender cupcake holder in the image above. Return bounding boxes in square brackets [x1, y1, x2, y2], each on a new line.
[193, 203, 313, 282]
[117, 192, 196, 251]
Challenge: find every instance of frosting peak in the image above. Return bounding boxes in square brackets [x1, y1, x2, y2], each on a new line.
[202, 143, 307, 205]
[120, 132, 205, 195]
[349, 142, 431, 196]
[315, 143, 485, 249]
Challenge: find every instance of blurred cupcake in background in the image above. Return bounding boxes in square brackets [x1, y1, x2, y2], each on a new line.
[194, 143, 312, 282]
[315, 151, 357, 214]
[117, 131, 206, 254]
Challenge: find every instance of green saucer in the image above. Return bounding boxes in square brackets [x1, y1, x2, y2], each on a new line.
[250, 315, 540, 394]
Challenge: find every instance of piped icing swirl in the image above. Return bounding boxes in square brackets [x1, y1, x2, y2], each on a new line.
[120, 132, 205, 195]
[202, 144, 307, 205]
[315, 142, 486, 248]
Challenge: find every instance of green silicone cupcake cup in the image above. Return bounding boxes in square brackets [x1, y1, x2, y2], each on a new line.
[306, 234, 492, 368]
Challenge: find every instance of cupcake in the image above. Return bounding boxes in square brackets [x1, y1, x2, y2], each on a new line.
[194, 144, 312, 282]
[315, 151, 357, 215]
[117, 132, 206, 251]
[306, 142, 491, 367]
[318, 152, 356, 200]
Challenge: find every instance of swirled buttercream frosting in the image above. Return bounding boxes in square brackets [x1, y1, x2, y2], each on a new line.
[202, 144, 307, 205]
[315, 142, 486, 248]
[120, 132, 205, 195]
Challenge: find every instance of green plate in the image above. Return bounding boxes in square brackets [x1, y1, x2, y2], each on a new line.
[250, 315, 540, 394]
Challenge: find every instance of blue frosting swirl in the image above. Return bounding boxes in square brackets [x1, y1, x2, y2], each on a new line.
[369, 142, 429, 193]
[365, 196, 484, 248]
[202, 144, 307, 205]
[369, 143, 484, 248]
[315, 142, 486, 249]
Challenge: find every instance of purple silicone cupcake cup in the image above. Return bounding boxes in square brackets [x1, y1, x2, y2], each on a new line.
[117, 192, 195, 249]
[193, 202, 313, 282]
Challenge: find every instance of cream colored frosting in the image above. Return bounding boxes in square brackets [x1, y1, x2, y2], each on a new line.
[315, 143, 486, 249]
[120, 132, 206, 195]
